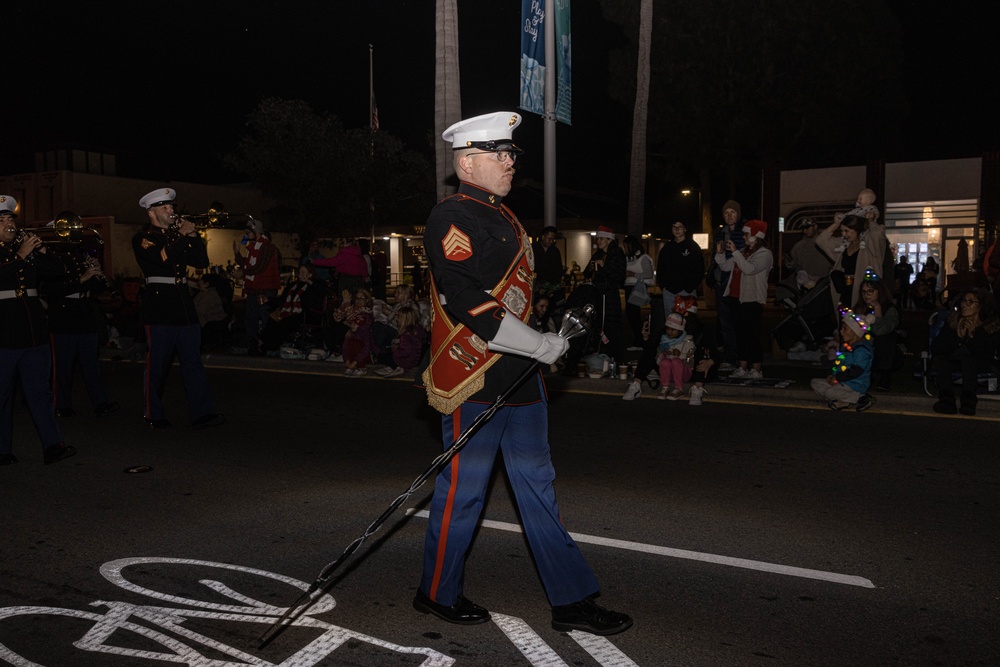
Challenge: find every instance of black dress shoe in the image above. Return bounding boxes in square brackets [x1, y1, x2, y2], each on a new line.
[94, 401, 120, 418]
[932, 399, 957, 415]
[551, 596, 633, 636]
[412, 589, 490, 625]
[191, 413, 225, 428]
[55, 408, 76, 418]
[144, 418, 173, 430]
[0, 453, 18, 465]
[43, 444, 78, 465]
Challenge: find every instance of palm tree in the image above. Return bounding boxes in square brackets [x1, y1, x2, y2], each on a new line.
[435, 0, 462, 201]
[627, 0, 653, 238]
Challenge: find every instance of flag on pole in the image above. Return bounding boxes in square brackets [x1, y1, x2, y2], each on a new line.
[519, 0, 572, 124]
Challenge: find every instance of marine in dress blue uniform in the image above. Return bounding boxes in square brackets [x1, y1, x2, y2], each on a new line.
[0, 196, 76, 465]
[414, 113, 632, 636]
[43, 212, 119, 419]
[132, 188, 223, 429]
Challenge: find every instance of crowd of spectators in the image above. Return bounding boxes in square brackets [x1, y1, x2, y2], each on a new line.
[116, 190, 997, 416]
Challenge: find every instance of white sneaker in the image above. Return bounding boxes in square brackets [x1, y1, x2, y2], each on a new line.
[375, 367, 394, 377]
[343, 368, 357, 376]
[646, 369, 659, 382]
[657, 386, 670, 400]
[688, 385, 706, 406]
[747, 369, 763, 380]
[667, 388, 683, 401]
[718, 362, 735, 372]
[326, 354, 344, 363]
[383, 367, 405, 378]
[353, 368, 368, 377]
[626, 346, 643, 352]
[729, 367, 749, 379]
[622, 380, 641, 401]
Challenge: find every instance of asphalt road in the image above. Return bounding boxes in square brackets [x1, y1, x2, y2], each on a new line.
[1, 360, 997, 666]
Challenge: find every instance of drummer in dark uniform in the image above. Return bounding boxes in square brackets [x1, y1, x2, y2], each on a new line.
[44, 211, 119, 419]
[132, 188, 223, 429]
[414, 112, 632, 635]
[0, 195, 77, 465]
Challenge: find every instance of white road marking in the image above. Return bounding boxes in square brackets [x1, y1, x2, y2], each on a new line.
[570, 631, 641, 667]
[406, 509, 875, 588]
[491, 613, 569, 667]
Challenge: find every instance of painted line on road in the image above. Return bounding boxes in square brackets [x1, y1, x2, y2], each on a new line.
[407, 509, 875, 589]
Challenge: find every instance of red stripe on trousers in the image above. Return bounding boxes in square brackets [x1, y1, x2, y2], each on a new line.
[428, 408, 462, 602]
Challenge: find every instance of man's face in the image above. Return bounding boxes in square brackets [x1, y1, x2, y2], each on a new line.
[803, 224, 817, 238]
[463, 150, 515, 196]
[539, 231, 556, 249]
[672, 222, 686, 241]
[148, 203, 175, 229]
[245, 228, 258, 242]
[0, 214, 16, 243]
[723, 208, 738, 227]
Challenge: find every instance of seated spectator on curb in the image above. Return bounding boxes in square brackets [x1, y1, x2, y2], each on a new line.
[342, 288, 375, 376]
[257, 263, 328, 354]
[193, 274, 230, 349]
[931, 288, 1000, 416]
[655, 312, 695, 400]
[623, 307, 718, 405]
[810, 305, 875, 412]
[311, 238, 370, 296]
[853, 269, 901, 391]
[374, 305, 426, 378]
[372, 284, 430, 362]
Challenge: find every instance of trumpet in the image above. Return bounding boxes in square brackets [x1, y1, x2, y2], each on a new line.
[168, 214, 196, 233]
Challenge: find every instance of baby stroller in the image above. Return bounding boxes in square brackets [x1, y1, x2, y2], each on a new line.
[771, 274, 834, 350]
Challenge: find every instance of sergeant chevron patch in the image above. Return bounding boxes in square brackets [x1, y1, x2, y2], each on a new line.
[442, 225, 472, 260]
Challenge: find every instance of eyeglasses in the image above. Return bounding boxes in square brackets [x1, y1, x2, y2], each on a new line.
[672, 224, 685, 230]
[962, 298, 979, 306]
[470, 150, 517, 164]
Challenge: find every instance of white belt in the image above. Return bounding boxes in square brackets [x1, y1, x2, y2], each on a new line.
[0, 289, 38, 299]
[146, 277, 187, 285]
[63, 293, 83, 299]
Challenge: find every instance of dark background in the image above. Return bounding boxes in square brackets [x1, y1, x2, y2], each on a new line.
[5, 2, 995, 210]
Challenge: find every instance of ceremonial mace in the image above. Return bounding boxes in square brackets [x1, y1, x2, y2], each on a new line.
[258, 304, 594, 649]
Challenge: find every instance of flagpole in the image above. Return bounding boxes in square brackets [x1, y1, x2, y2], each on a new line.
[544, 0, 556, 228]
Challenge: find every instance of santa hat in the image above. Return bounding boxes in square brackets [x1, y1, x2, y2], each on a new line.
[742, 219, 768, 239]
[595, 226, 615, 240]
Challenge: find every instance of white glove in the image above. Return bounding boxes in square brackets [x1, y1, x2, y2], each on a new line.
[488, 314, 569, 365]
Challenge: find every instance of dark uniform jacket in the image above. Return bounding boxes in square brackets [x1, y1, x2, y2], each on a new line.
[0, 242, 65, 348]
[423, 182, 542, 405]
[42, 255, 107, 334]
[132, 227, 209, 326]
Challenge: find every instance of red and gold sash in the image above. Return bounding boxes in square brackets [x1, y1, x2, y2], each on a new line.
[423, 229, 534, 415]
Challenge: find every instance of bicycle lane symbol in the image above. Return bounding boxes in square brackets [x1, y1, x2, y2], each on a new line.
[0, 556, 454, 667]
[0, 557, 639, 667]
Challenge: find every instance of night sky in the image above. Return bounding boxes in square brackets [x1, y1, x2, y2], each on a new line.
[5, 2, 995, 209]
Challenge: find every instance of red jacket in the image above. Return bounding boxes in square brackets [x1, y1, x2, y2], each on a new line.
[240, 238, 281, 292]
[311, 245, 368, 277]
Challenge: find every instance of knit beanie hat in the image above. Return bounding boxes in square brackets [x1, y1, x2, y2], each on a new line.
[723, 200, 741, 219]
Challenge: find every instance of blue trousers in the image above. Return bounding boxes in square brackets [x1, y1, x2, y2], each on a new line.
[420, 397, 599, 607]
[144, 324, 215, 422]
[51, 332, 110, 410]
[0, 345, 64, 456]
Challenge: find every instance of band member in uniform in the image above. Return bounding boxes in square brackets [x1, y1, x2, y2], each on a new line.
[415, 112, 632, 636]
[0, 196, 77, 465]
[43, 212, 119, 419]
[133, 188, 224, 430]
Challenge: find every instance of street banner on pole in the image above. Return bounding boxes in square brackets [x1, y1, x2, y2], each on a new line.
[520, 0, 572, 125]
